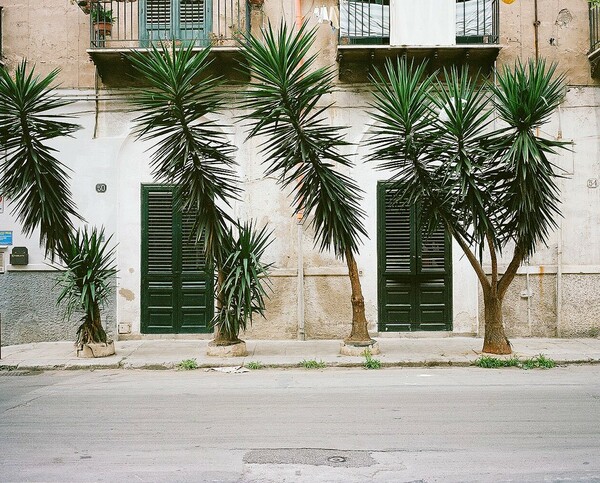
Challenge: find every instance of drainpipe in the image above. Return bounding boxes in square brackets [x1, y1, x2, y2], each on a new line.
[295, 0, 306, 340]
[533, 0, 540, 60]
[296, 0, 303, 30]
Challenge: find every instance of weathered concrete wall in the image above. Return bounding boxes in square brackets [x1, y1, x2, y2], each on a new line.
[498, 0, 598, 85]
[0, 271, 116, 346]
[2, 0, 95, 88]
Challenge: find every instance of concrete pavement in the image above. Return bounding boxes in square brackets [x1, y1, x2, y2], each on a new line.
[1, 337, 600, 370]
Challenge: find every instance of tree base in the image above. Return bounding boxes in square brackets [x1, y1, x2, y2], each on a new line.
[481, 339, 512, 355]
[76, 340, 115, 358]
[340, 340, 380, 356]
[207, 340, 247, 357]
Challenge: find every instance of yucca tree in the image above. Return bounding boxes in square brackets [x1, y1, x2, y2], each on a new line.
[215, 221, 273, 343]
[239, 22, 373, 345]
[128, 45, 272, 345]
[57, 227, 117, 347]
[0, 61, 80, 259]
[368, 59, 568, 354]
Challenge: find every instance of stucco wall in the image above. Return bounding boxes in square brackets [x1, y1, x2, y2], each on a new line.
[0, 271, 116, 346]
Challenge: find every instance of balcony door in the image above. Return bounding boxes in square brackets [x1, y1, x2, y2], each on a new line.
[377, 183, 452, 332]
[141, 0, 211, 46]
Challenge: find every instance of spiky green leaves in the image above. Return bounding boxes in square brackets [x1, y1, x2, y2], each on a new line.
[369, 58, 568, 258]
[214, 221, 273, 341]
[492, 60, 567, 256]
[128, 44, 240, 263]
[57, 226, 117, 343]
[0, 61, 80, 258]
[239, 22, 367, 258]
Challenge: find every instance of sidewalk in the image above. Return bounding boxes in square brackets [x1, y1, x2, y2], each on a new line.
[1, 337, 600, 370]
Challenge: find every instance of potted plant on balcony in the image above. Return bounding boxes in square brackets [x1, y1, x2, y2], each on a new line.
[91, 4, 114, 37]
[248, 0, 265, 8]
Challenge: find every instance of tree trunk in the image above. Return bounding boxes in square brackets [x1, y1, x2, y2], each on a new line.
[76, 302, 108, 347]
[212, 269, 240, 346]
[344, 249, 373, 344]
[482, 293, 512, 355]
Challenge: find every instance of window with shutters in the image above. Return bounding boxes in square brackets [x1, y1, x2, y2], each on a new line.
[141, 0, 211, 45]
[141, 185, 213, 333]
[377, 182, 452, 332]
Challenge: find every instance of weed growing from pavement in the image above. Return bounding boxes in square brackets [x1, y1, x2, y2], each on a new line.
[475, 353, 555, 369]
[362, 349, 382, 369]
[300, 359, 326, 369]
[245, 361, 264, 370]
[177, 358, 199, 370]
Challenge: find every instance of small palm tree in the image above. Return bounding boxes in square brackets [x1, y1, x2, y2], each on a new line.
[57, 227, 117, 347]
[368, 59, 568, 354]
[239, 22, 372, 345]
[214, 221, 273, 344]
[0, 61, 80, 258]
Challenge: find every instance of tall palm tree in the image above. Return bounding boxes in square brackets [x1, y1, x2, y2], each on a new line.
[0, 61, 80, 258]
[128, 45, 271, 345]
[239, 22, 373, 345]
[368, 59, 568, 354]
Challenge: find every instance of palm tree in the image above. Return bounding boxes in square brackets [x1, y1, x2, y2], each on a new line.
[57, 226, 117, 348]
[239, 22, 373, 346]
[368, 59, 568, 354]
[0, 61, 80, 259]
[128, 45, 271, 346]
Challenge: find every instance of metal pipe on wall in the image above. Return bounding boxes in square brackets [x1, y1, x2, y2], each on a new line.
[533, 0, 540, 60]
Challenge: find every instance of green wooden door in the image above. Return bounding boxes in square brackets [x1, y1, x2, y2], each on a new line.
[377, 183, 452, 332]
[140, 0, 211, 46]
[141, 185, 213, 333]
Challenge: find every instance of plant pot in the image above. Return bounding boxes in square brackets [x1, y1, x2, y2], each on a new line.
[93, 21, 113, 36]
[77, 340, 115, 358]
[207, 339, 248, 357]
[340, 340, 380, 356]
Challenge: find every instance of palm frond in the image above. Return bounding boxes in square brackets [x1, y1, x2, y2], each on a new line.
[0, 60, 81, 258]
[239, 21, 367, 258]
[128, 44, 241, 263]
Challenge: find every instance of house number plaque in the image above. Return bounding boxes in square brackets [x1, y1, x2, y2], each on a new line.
[96, 183, 107, 193]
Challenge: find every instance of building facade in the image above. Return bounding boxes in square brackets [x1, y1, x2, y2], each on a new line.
[0, 0, 599, 345]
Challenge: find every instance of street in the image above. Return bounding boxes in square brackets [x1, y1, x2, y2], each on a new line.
[1, 366, 599, 482]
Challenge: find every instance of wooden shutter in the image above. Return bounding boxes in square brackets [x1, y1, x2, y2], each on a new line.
[145, 0, 172, 41]
[377, 182, 452, 332]
[141, 185, 213, 334]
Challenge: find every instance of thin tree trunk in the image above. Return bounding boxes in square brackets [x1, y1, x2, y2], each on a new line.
[343, 249, 372, 344]
[213, 268, 239, 345]
[482, 292, 512, 354]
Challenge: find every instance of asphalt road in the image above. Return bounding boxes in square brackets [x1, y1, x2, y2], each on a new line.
[1, 366, 599, 482]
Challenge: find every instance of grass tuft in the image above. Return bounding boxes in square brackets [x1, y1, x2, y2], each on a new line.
[245, 361, 264, 370]
[177, 358, 199, 370]
[475, 353, 556, 370]
[362, 349, 382, 369]
[300, 359, 326, 369]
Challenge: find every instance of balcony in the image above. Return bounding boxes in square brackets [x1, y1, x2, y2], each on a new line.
[589, 3, 600, 77]
[337, 0, 501, 82]
[85, 0, 251, 87]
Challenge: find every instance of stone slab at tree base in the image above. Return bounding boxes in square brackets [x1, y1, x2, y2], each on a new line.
[207, 340, 248, 357]
[76, 341, 115, 358]
[340, 340, 380, 356]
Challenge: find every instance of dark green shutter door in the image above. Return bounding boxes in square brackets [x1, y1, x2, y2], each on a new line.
[378, 183, 452, 332]
[142, 185, 213, 333]
[141, 0, 210, 45]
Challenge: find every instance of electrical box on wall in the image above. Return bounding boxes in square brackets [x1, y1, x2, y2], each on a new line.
[10, 247, 29, 265]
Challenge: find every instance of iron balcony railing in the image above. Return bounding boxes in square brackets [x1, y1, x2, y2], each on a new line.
[340, 0, 499, 46]
[88, 0, 250, 49]
[590, 3, 600, 53]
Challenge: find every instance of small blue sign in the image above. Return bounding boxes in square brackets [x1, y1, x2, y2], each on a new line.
[0, 231, 13, 245]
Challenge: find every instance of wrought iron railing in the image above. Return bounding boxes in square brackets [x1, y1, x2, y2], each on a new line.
[340, 0, 499, 46]
[590, 3, 600, 53]
[87, 0, 250, 49]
